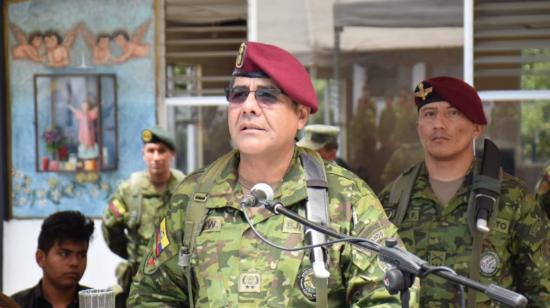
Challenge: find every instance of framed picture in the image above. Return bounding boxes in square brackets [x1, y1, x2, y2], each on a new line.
[34, 74, 118, 172]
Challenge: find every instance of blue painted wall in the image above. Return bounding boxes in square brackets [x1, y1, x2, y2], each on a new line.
[7, 0, 156, 217]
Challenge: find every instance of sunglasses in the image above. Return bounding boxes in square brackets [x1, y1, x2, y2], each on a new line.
[225, 87, 285, 104]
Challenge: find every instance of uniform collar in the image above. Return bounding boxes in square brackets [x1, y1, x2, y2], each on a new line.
[206, 148, 309, 208]
[139, 170, 182, 195]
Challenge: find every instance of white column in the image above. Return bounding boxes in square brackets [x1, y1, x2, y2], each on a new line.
[463, 0, 474, 85]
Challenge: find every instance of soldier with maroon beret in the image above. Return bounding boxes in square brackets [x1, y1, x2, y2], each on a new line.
[129, 41, 415, 306]
[379, 76, 550, 306]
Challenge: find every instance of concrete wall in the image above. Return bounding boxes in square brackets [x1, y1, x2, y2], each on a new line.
[2, 219, 121, 295]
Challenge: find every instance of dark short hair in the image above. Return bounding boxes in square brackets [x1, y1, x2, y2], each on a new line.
[28, 31, 43, 43]
[96, 33, 111, 43]
[111, 30, 129, 41]
[43, 30, 63, 44]
[38, 210, 94, 253]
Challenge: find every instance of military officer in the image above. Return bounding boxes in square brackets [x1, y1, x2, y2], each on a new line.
[379, 76, 550, 307]
[129, 41, 417, 307]
[297, 124, 350, 169]
[535, 160, 550, 219]
[101, 126, 184, 307]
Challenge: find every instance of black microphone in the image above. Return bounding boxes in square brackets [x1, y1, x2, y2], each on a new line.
[240, 183, 274, 207]
[474, 139, 500, 233]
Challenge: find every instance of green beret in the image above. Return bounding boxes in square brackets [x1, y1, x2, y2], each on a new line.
[297, 124, 340, 150]
[141, 126, 176, 151]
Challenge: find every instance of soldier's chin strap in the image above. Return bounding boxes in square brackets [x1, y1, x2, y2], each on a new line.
[466, 138, 502, 308]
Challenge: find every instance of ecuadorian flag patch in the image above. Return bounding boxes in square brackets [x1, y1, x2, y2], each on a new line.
[108, 199, 126, 218]
[156, 218, 170, 256]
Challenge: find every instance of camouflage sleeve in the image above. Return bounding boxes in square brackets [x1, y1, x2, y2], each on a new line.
[101, 182, 130, 259]
[128, 180, 196, 306]
[511, 186, 550, 306]
[343, 178, 419, 307]
[535, 164, 550, 219]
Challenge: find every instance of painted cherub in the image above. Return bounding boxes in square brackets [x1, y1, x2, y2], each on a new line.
[9, 22, 45, 63]
[79, 22, 114, 65]
[112, 18, 152, 64]
[43, 24, 78, 68]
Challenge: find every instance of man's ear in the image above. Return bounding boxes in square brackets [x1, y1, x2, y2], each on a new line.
[36, 249, 46, 268]
[296, 105, 310, 129]
[473, 124, 486, 139]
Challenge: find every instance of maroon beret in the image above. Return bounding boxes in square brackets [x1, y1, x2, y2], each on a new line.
[232, 41, 318, 113]
[414, 76, 487, 124]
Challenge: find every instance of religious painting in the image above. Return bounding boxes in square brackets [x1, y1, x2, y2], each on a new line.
[9, 18, 152, 67]
[34, 74, 118, 172]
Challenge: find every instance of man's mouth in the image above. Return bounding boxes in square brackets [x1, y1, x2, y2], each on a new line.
[431, 135, 449, 142]
[240, 123, 264, 131]
[62, 272, 80, 280]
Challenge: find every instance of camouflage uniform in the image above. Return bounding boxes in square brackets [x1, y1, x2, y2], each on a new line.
[129, 148, 418, 307]
[535, 160, 550, 219]
[379, 161, 550, 307]
[102, 169, 184, 295]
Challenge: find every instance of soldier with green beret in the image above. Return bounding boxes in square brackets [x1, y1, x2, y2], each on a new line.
[297, 124, 350, 169]
[535, 160, 550, 219]
[129, 41, 417, 307]
[379, 76, 550, 307]
[102, 126, 184, 307]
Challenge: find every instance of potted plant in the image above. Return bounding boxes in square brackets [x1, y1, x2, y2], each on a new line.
[42, 126, 66, 170]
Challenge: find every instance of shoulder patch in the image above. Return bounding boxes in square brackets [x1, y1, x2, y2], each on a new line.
[108, 199, 126, 218]
[480, 251, 500, 277]
[155, 218, 170, 256]
[298, 267, 316, 300]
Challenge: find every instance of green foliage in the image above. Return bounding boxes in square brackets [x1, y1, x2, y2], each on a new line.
[520, 48, 550, 163]
[310, 79, 331, 125]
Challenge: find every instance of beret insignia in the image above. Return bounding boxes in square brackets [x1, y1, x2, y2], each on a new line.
[415, 82, 433, 101]
[142, 130, 153, 142]
[235, 42, 247, 68]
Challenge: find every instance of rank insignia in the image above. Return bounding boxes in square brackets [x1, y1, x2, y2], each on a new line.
[238, 272, 261, 293]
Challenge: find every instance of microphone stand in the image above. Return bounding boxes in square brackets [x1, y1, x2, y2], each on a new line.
[261, 200, 528, 308]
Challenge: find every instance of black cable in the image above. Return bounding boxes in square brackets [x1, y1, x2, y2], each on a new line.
[242, 203, 467, 308]
[240, 203, 381, 252]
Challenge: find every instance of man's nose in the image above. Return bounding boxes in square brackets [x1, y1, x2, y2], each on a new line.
[241, 91, 261, 114]
[68, 255, 79, 267]
[433, 112, 448, 128]
[152, 151, 162, 159]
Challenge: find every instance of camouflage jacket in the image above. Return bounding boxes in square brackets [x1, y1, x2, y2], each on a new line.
[379, 161, 550, 307]
[129, 148, 417, 307]
[535, 160, 550, 219]
[102, 169, 185, 270]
